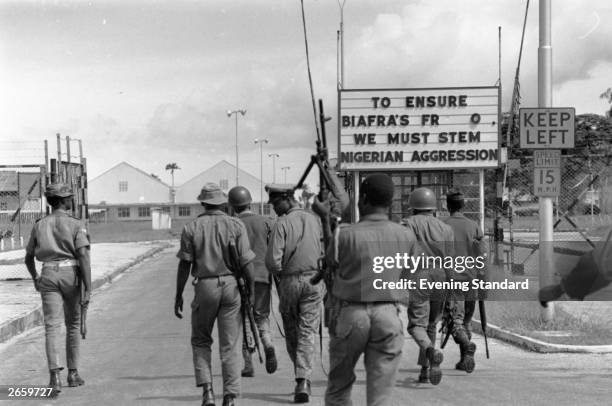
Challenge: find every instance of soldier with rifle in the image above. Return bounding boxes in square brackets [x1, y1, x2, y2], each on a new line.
[227, 185, 277, 377]
[264, 183, 325, 404]
[324, 173, 418, 406]
[175, 183, 256, 406]
[440, 189, 482, 373]
[24, 183, 91, 396]
[404, 187, 454, 386]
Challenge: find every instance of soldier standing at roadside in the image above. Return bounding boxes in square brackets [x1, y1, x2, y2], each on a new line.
[265, 184, 325, 404]
[174, 183, 256, 406]
[324, 174, 418, 406]
[24, 183, 91, 395]
[404, 187, 454, 385]
[443, 189, 481, 373]
[227, 186, 278, 377]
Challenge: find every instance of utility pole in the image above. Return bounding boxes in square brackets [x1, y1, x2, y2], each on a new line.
[538, 0, 554, 322]
[281, 166, 291, 183]
[254, 138, 269, 214]
[268, 153, 279, 183]
[227, 109, 246, 186]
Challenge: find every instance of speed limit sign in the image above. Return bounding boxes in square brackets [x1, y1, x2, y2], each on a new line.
[533, 150, 560, 197]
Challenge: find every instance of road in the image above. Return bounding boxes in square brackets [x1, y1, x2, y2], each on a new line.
[1, 248, 610, 406]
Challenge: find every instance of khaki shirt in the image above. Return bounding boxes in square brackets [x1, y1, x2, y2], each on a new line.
[444, 212, 486, 280]
[177, 210, 255, 278]
[26, 209, 89, 262]
[403, 214, 454, 281]
[238, 211, 273, 283]
[265, 207, 322, 275]
[328, 213, 419, 303]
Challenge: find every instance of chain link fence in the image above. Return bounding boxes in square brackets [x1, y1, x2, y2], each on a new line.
[494, 153, 612, 278]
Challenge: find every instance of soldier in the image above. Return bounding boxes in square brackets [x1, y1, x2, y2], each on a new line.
[404, 187, 454, 385]
[227, 186, 277, 377]
[264, 184, 325, 403]
[324, 173, 418, 406]
[174, 183, 256, 406]
[443, 189, 482, 373]
[24, 183, 91, 395]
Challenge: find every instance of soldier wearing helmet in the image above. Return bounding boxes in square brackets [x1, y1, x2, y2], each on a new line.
[24, 183, 91, 396]
[175, 183, 256, 406]
[403, 187, 454, 385]
[227, 186, 277, 377]
[442, 189, 482, 373]
[264, 183, 324, 403]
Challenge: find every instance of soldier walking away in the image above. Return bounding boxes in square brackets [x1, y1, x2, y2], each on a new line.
[227, 186, 278, 377]
[264, 184, 325, 403]
[443, 189, 482, 373]
[324, 174, 418, 406]
[24, 183, 91, 396]
[174, 183, 256, 406]
[539, 226, 612, 303]
[403, 187, 454, 385]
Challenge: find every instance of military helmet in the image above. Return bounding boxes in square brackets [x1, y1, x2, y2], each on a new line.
[408, 187, 437, 210]
[45, 183, 73, 198]
[228, 186, 252, 207]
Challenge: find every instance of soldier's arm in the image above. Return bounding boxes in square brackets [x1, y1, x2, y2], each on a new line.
[76, 247, 92, 292]
[265, 221, 285, 274]
[175, 260, 191, 299]
[24, 227, 38, 288]
[174, 225, 195, 318]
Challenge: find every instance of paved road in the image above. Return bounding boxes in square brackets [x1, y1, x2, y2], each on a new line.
[1, 248, 610, 406]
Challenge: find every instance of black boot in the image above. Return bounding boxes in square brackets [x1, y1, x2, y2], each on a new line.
[49, 369, 62, 395]
[418, 366, 429, 383]
[241, 349, 254, 377]
[67, 369, 85, 387]
[264, 346, 277, 374]
[222, 394, 236, 406]
[425, 347, 443, 386]
[202, 383, 215, 406]
[453, 329, 476, 374]
[294, 378, 310, 403]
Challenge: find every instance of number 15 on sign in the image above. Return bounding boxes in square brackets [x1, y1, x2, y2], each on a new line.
[534, 167, 560, 197]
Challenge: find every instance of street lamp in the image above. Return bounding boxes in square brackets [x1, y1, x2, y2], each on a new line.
[268, 153, 279, 183]
[227, 109, 246, 186]
[254, 138, 269, 214]
[281, 166, 291, 183]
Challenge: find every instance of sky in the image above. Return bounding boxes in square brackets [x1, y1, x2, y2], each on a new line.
[1, 0, 611, 187]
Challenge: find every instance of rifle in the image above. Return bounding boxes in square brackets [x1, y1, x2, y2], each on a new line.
[479, 300, 490, 359]
[229, 242, 263, 364]
[439, 299, 453, 349]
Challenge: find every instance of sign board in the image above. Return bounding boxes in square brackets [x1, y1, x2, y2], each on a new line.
[519, 108, 575, 149]
[533, 149, 561, 197]
[338, 87, 500, 171]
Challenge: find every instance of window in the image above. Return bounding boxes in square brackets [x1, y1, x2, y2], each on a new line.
[138, 207, 150, 217]
[119, 181, 128, 192]
[161, 206, 171, 214]
[0, 201, 7, 211]
[118, 207, 131, 218]
[178, 206, 191, 217]
[219, 179, 229, 190]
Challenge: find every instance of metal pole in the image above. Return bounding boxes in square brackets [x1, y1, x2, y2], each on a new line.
[282, 166, 290, 183]
[479, 169, 485, 233]
[269, 153, 279, 183]
[235, 113, 239, 186]
[56, 133, 62, 183]
[538, 0, 554, 321]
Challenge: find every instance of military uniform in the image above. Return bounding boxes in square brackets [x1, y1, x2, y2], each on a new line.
[444, 206, 485, 372]
[25, 183, 90, 393]
[176, 184, 255, 402]
[265, 184, 325, 402]
[325, 209, 418, 406]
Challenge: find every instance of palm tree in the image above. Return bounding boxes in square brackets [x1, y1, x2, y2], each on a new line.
[165, 163, 180, 187]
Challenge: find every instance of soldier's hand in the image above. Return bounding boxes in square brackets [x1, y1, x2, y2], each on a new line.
[174, 295, 184, 319]
[81, 290, 91, 306]
[312, 197, 331, 219]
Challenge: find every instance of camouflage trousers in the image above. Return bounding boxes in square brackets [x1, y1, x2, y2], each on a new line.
[277, 271, 325, 380]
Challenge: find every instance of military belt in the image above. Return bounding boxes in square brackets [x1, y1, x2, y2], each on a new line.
[277, 269, 318, 278]
[42, 259, 79, 270]
[191, 274, 233, 285]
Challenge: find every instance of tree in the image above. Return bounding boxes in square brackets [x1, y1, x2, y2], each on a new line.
[165, 163, 180, 187]
[600, 88, 612, 118]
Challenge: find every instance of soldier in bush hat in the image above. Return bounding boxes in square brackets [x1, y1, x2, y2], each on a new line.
[25, 183, 91, 396]
[264, 183, 324, 403]
[442, 189, 482, 373]
[175, 182, 256, 406]
[228, 186, 277, 377]
[325, 173, 419, 405]
[403, 187, 454, 385]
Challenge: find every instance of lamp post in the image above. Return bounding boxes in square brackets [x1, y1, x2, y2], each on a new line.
[227, 109, 246, 186]
[268, 153, 279, 183]
[281, 166, 291, 183]
[254, 138, 269, 214]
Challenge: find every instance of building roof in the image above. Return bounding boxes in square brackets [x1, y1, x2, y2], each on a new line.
[0, 171, 17, 192]
[179, 160, 261, 188]
[89, 161, 170, 187]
